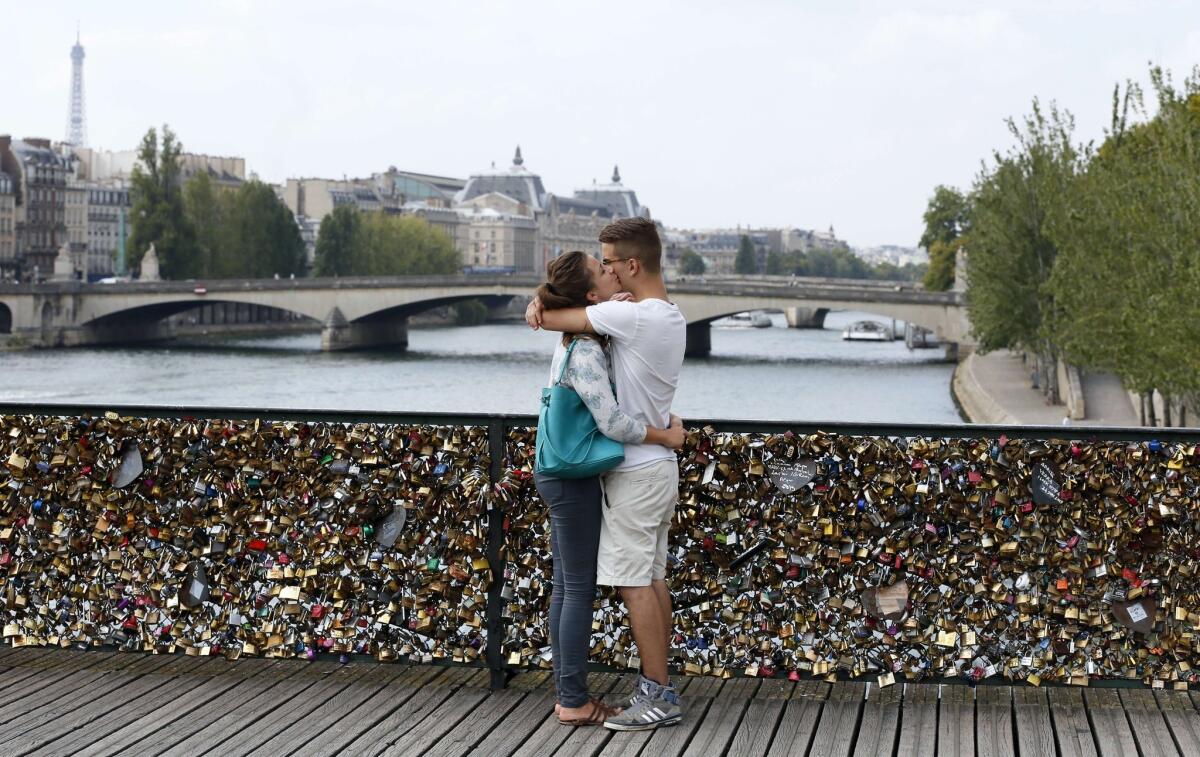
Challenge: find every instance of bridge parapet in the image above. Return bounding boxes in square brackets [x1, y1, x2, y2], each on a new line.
[0, 402, 1194, 689]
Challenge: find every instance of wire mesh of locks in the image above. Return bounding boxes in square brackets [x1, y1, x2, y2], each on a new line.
[2, 410, 1199, 689]
[503, 426, 1200, 689]
[0, 412, 492, 665]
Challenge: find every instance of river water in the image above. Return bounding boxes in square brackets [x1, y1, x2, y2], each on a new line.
[0, 311, 961, 423]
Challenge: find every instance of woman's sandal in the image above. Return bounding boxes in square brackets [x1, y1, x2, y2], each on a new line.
[558, 697, 620, 727]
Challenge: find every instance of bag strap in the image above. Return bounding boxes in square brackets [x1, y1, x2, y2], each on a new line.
[555, 339, 579, 385]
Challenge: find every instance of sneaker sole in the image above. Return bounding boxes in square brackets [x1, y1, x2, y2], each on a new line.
[603, 715, 682, 732]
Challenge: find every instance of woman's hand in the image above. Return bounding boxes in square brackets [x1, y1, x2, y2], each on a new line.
[525, 296, 545, 329]
[609, 291, 635, 302]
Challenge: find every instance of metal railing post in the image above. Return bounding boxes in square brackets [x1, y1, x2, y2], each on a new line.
[485, 418, 510, 689]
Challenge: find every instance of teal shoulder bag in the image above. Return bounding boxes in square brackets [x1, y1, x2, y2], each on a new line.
[535, 339, 625, 478]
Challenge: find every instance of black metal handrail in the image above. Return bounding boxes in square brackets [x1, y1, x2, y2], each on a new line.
[2, 402, 1197, 442]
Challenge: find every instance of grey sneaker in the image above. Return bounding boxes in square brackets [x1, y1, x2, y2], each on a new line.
[627, 675, 680, 708]
[604, 692, 682, 731]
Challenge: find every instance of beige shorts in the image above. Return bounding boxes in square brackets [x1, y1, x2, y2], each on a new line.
[596, 460, 679, 587]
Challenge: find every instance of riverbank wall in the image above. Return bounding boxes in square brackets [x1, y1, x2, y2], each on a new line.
[953, 349, 1141, 427]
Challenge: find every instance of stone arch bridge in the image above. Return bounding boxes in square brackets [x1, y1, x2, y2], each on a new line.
[0, 276, 969, 357]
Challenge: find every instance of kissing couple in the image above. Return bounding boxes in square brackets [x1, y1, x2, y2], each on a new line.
[527, 217, 687, 730]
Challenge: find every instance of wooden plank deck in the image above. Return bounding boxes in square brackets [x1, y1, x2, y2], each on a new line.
[0, 648, 1192, 756]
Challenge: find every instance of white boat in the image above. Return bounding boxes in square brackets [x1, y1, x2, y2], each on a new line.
[842, 320, 892, 341]
[714, 311, 772, 329]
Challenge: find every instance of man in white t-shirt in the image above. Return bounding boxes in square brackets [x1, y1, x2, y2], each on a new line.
[527, 218, 686, 730]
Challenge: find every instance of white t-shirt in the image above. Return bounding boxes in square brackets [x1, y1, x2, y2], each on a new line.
[585, 298, 686, 471]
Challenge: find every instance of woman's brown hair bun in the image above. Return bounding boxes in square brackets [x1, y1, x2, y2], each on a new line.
[536, 251, 591, 311]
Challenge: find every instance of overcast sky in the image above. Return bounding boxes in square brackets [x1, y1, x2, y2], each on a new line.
[5, 1, 1198, 246]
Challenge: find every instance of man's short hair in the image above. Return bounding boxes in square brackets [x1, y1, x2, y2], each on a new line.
[598, 217, 662, 274]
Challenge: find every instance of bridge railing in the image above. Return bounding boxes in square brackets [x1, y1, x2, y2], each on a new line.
[0, 402, 1196, 690]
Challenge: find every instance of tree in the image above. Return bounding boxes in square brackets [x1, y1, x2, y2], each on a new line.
[183, 172, 220, 277]
[355, 213, 460, 275]
[734, 234, 758, 274]
[183, 176, 306, 279]
[313, 206, 361, 277]
[918, 185, 969, 291]
[679, 248, 706, 275]
[219, 181, 306, 278]
[128, 125, 196, 278]
[454, 300, 488, 325]
[923, 238, 958, 291]
[1044, 70, 1200, 422]
[964, 99, 1078, 402]
[314, 210, 459, 276]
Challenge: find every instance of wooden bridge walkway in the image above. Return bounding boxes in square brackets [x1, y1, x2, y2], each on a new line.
[0, 646, 1195, 756]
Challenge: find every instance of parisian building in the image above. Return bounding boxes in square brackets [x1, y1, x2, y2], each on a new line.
[85, 184, 131, 279]
[0, 171, 15, 277]
[72, 147, 245, 188]
[456, 148, 652, 274]
[286, 150, 654, 276]
[280, 177, 398, 225]
[459, 207, 537, 272]
[0, 136, 72, 280]
[64, 176, 88, 277]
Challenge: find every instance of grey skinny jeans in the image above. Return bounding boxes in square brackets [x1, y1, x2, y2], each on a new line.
[534, 472, 602, 708]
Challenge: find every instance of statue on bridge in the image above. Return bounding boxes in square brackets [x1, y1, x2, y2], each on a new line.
[139, 243, 161, 282]
[52, 241, 75, 281]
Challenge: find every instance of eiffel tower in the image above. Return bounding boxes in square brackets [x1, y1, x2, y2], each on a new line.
[65, 28, 87, 146]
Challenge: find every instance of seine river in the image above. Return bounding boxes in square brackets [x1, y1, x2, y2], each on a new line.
[0, 311, 961, 423]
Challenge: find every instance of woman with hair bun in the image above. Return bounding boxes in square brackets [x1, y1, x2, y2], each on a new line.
[534, 250, 684, 727]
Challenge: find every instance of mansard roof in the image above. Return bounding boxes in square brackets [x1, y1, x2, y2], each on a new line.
[459, 145, 547, 211]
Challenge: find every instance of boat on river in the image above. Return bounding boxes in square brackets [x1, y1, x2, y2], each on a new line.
[714, 311, 772, 329]
[842, 320, 892, 341]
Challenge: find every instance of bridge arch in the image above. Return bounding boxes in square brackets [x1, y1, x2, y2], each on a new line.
[686, 306, 829, 329]
[0, 302, 11, 334]
[83, 299, 319, 327]
[670, 291, 964, 342]
[349, 294, 512, 324]
[79, 299, 319, 346]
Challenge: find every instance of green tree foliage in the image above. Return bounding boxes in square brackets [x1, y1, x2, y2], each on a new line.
[734, 234, 758, 274]
[923, 239, 958, 291]
[218, 181, 306, 278]
[355, 213, 461, 275]
[918, 185, 971, 291]
[182, 175, 305, 279]
[128, 125, 196, 278]
[1044, 69, 1200, 412]
[183, 172, 220, 277]
[958, 65, 1200, 420]
[313, 208, 460, 276]
[758, 244, 919, 281]
[964, 100, 1076, 364]
[918, 185, 970, 250]
[313, 205, 360, 277]
[453, 299, 489, 326]
[679, 248, 706, 275]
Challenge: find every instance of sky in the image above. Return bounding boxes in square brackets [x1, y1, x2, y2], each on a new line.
[4, 0, 1198, 247]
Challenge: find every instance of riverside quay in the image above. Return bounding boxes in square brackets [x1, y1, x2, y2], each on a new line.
[0, 403, 1196, 755]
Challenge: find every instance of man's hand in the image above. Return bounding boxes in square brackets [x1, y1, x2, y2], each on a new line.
[664, 415, 686, 450]
[525, 296, 545, 330]
[609, 292, 635, 302]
